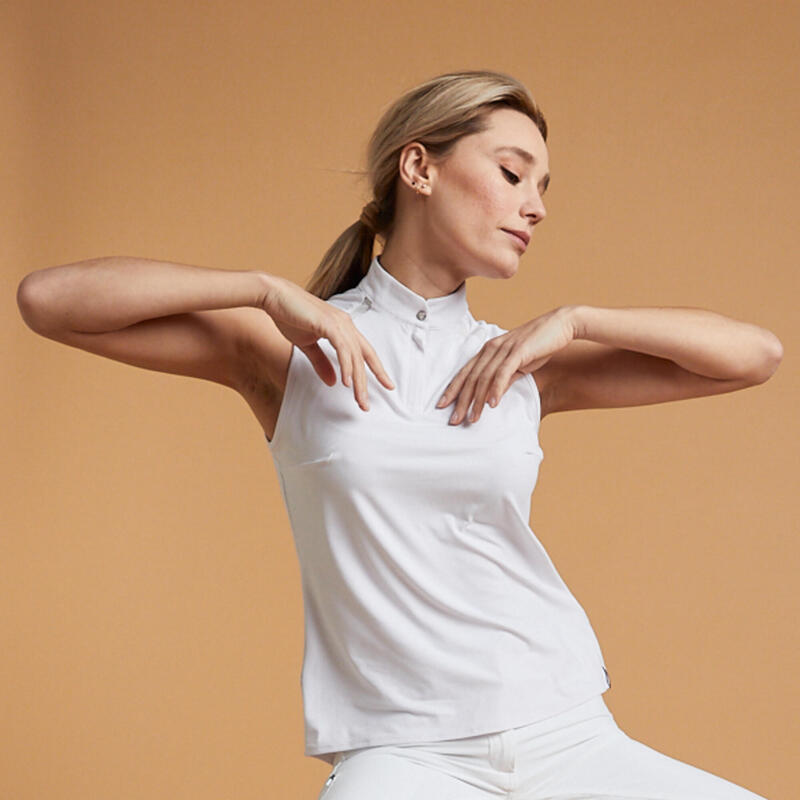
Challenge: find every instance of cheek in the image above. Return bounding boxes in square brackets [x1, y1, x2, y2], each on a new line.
[438, 174, 505, 237]
[471, 177, 505, 216]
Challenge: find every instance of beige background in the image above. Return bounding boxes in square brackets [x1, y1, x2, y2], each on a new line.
[2, 1, 798, 798]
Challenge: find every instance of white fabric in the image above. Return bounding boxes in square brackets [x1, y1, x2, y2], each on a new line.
[317, 695, 768, 799]
[267, 255, 610, 764]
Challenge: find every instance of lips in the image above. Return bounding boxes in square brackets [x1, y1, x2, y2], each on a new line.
[502, 229, 530, 249]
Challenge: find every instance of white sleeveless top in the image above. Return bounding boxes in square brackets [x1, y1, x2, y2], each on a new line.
[266, 255, 610, 764]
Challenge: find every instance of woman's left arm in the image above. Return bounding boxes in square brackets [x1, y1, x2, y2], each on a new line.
[439, 305, 783, 424]
[571, 305, 783, 383]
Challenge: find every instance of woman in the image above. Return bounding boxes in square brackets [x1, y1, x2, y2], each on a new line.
[17, 71, 780, 799]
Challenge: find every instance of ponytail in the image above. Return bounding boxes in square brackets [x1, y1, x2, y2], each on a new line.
[305, 192, 397, 301]
[304, 218, 375, 301]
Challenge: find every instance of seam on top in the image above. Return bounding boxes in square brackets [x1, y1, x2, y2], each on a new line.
[525, 371, 543, 428]
[265, 343, 298, 452]
[268, 293, 379, 452]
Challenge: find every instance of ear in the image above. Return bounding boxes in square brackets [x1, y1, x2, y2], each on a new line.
[397, 141, 437, 193]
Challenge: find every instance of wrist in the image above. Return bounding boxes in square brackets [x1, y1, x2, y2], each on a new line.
[252, 271, 282, 313]
[563, 304, 590, 340]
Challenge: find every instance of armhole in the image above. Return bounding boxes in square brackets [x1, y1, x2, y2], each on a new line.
[480, 319, 543, 428]
[265, 343, 297, 452]
[524, 371, 543, 428]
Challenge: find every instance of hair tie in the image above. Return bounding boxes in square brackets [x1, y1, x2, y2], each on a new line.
[359, 200, 381, 234]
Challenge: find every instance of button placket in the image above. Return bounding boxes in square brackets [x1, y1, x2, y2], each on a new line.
[411, 325, 426, 412]
[411, 307, 427, 351]
[410, 310, 428, 413]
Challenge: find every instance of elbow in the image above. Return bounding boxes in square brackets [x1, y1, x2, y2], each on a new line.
[17, 257, 117, 335]
[17, 268, 67, 337]
[748, 331, 784, 385]
[16, 273, 51, 334]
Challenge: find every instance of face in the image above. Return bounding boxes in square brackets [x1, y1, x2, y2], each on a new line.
[421, 107, 550, 280]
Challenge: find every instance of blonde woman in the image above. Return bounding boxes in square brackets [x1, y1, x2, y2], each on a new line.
[17, 71, 780, 799]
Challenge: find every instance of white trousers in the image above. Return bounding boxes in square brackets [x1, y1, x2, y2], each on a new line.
[317, 695, 768, 799]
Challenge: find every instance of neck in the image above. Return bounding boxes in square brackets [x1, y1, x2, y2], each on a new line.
[378, 233, 465, 300]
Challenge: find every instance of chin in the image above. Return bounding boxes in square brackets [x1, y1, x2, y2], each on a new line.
[490, 254, 521, 280]
[462, 248, 520, 280]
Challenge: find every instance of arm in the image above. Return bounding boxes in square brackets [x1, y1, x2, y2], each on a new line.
[536, 305, 783, 418]
[16, 255, 394, 406]
[572, 305, 782, 382]
[16, 255, 283, 390]
[16, 256, 272, 334]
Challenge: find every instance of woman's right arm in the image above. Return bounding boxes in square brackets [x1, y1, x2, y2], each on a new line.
[16, 256, 394, 408]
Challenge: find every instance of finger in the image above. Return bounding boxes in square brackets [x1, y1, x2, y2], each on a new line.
[488, 364, 520, 406]
[326, 329, 353, 388]
[343, 347, 356, 391]
[352, 341, 369, 411]
[489, 368, 536, 408]
[301, 342, 337, 386]
[450, 365, 483, 425]
[478, 349, 523, 413]
[485, 370, 529, 408]
[468, 343, 515, 422]
[450, 345, 502, 424]
[359, 337, 395, 390]
[436, 356, 478, 410]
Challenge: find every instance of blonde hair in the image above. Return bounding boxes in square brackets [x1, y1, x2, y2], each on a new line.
[305, 69, 548, 300]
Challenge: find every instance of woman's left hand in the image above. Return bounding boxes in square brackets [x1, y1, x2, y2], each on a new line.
[436, 305, 578, 424]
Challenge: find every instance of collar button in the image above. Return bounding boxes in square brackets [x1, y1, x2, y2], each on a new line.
[416, 309, 427, 321]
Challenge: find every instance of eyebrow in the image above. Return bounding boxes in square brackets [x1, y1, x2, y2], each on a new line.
[494, 146, 550, 192]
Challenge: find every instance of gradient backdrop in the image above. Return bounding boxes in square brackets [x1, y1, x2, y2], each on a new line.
[2, 1, 798, 798]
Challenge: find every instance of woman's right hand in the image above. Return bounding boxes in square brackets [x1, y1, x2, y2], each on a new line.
[261, 274, 394, 410]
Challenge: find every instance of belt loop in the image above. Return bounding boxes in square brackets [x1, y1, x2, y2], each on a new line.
[503, 727, 517, 773]
[488, 729, 516, 773]
[488, 731, 497, 769]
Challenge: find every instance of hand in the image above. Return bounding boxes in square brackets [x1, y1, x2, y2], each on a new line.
[436, 306, 578, 425]
[262, 275, 395, 410]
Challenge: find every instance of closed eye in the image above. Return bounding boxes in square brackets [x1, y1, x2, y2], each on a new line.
[500, 166, 520, 185]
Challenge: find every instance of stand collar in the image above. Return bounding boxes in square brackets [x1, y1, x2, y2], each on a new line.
[358, 255, 470, 329]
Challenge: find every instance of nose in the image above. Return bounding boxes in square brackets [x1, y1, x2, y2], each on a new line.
[523, 190, 546, 225]
[522, 190, 547, 225]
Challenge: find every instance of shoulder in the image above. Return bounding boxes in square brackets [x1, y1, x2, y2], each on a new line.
[325, 285, 365, 314]
[473, 317, 544, 423]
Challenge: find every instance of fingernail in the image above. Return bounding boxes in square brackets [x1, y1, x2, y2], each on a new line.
[449, 411, 458, 424]
[436, 395, 447, 407]
[489, 396, 497, 407]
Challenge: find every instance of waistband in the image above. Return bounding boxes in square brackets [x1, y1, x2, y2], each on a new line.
[331, 693, 614, 769]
